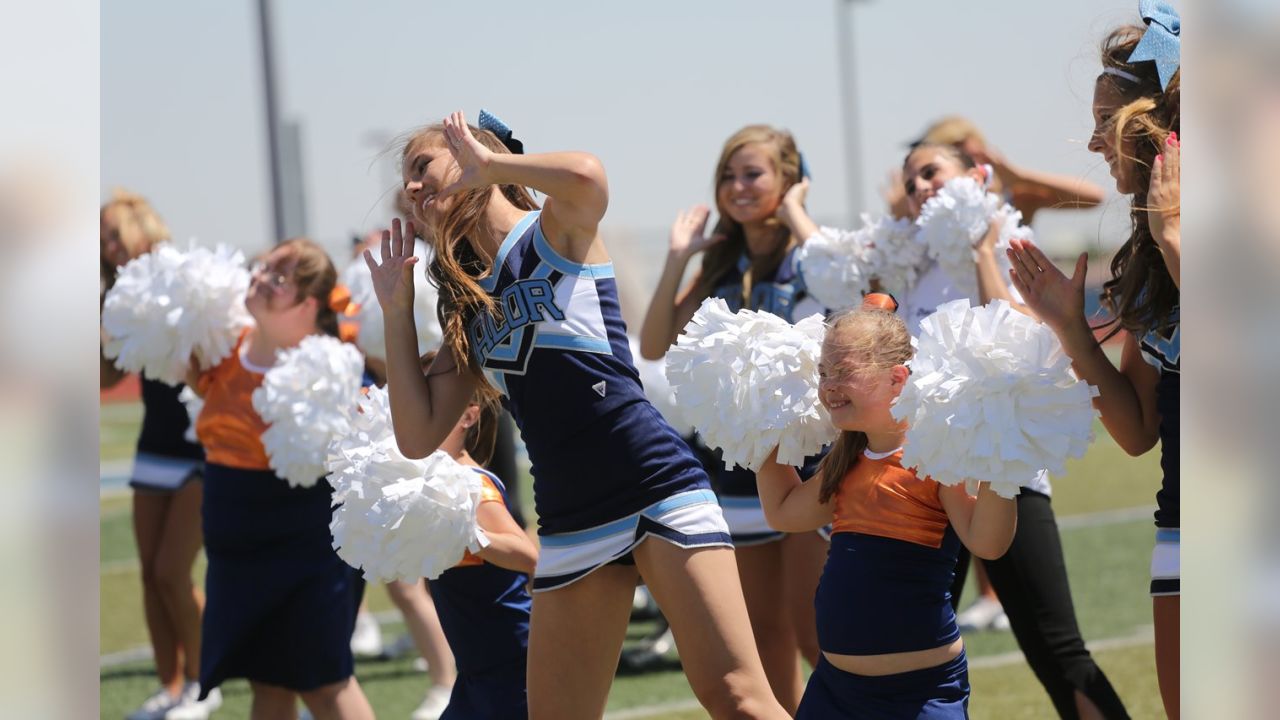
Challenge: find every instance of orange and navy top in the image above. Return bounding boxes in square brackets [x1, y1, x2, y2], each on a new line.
[817, 448, 963, 656]
[195, 330, 272, 471]
[428, 467, 532, 674]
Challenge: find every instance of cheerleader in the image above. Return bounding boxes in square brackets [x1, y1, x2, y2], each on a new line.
[100, 191, 219, 720]
[756, 294, 1017, 718]
[1008, 5, 1181, 715]
[366, 111, 788, 719]
[191, 238, 372, 719]
[637, 125, 826, 711]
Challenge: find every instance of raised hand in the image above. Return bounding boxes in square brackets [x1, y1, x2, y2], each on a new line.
[668, 204, 723, 261]
[1006, 238, 1088, 336]
[438, 111, 496, 200]
[363, 218, 419, 314]
[775, 177, 811, 227]
[1148, 132, 1180, 249]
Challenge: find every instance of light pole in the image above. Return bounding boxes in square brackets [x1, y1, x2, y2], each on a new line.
[835, 0, 869, 225]
[256, 0, 286, 244]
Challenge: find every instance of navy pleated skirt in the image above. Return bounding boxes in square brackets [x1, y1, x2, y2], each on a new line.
[198, 463, 364, 698]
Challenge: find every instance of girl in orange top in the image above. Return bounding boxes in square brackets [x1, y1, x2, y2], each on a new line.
[191, 238, 374, 720]
[756, 294, 1017, 719]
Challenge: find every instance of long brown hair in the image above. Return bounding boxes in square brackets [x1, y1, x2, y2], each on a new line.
[813, 300, 913, 504]
[1096, 25, 1180, 337]
[696, 125, 803, 304]
[275, 237, 340, 337]
[401, 125, 539, 390]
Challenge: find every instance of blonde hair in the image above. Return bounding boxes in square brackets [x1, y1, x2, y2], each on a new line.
[1096, 25, 1180, 337]
[920, 116, 986, 149]
[696, 125, 803, 304]
[401, 124, 539, 397]
[814, 304, 913, 504]
[101, 189, 170, 287]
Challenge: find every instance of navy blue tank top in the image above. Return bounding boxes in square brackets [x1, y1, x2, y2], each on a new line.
[1139, 306, 1179, 529]
[428, 468, 532, 674]
[816, 528, 963, 655]
[137, 375, 204, 461]
[466, 211, 709, 534]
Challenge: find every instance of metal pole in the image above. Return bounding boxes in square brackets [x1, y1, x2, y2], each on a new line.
[257, 0, 286, 243]
[835, 0, 866, 224]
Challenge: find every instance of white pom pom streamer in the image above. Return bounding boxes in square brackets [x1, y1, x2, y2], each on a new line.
[251, 335, 365, 487]
[891, 299, 1099, 498]
[666, 298, 836, 471]
[796, 226, 875, 311]
[102, 240, 252, 385]
[914, 177, 1030, 297]
[326, 386, 488, 582]
[349, 239, 443, 360]
[177, 386, 203, 444]
[859, 214, 928, 297]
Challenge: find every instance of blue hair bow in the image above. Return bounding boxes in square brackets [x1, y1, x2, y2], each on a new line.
[798, 152, 811, 181]
[1128, 0, 1180, 90]
[477, 109, 524, 154]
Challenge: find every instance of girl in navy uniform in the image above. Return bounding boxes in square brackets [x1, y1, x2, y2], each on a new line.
[192, 238, 373, 719]
[1009, 8, 1181, 716]
[637, 125, 826, 712]
[366, 111, 789, 720]
[757, 294, 1018, 718]
[100, 191, 217, 720]
[416, 351, 538, 720]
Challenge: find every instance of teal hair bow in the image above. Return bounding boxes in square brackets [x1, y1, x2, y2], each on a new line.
[1128, 0, 1180, 90]
[477, 109, 524, 155]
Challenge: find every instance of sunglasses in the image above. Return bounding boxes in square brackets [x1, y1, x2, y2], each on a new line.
[249, 261, 291, 291]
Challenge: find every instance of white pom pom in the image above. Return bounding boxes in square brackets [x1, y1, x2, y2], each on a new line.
[177, 386, 203, 444]
[351, 239, 442, 360]
[251, 335, 365, 487]
[915, 177, 1025, 297]
[797, 226, 875, 311]
[665, 298, 836, 471]
[327, 387, 488, 582]
[860, 214, 928, 297]
[891, 299, 1099, 498]
[102, 240, 252, 385]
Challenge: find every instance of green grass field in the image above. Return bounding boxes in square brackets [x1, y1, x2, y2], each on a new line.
[101, 404, 1166, 719]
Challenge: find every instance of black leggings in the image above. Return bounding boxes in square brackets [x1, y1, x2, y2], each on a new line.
[951, 490, 1129, 720]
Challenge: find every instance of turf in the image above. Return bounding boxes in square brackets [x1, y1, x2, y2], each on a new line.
[100, 402, 1165, 718]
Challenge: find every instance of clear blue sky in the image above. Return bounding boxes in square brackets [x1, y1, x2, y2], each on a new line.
[103, 0, 1138, 271]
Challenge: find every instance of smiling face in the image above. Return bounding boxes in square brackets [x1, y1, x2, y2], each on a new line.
[1089, 77, 1140, 195]
[401, 132, 462, 234]
[901, 146, 985, 219]
[818, 325, 908, 434]
[716, 142, 786, 226]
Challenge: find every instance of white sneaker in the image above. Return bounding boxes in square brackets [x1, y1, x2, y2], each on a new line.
[385, 632, 419, 660]
[955, 597, 1008, 632]
[412, 656, 430, 673]
[350, 611, 384, 657]
[410, 685, 453, 720]
[125, 687, 180, 720]
[164, 682, 222, 720]
[991, 610, 1012, 631]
